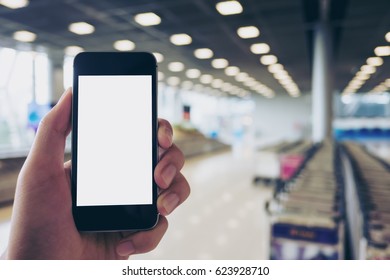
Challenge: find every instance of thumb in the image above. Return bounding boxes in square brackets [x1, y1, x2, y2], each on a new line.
[26, 88, 72, 170]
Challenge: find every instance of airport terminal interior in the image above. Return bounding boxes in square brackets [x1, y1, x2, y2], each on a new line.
[0, 0, 390, 259]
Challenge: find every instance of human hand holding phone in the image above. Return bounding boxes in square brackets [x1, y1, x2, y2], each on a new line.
[2, 88, 190, 259]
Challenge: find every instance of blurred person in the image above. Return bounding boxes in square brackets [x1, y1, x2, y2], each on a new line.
[0, 88, 190, 259]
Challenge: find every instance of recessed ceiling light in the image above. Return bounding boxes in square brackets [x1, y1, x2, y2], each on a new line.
[355, 73, 370, 80]
[235, 72, 248, 82]
[360, 64, 376, 74]
[0, 0, 28, 9]
[113, 40, 135, 51]
[64, 45, 84, 56]
[211, 58, 229, 69]
[237, 26, 260, 39]
[167, 76, 180, 87]
[168, 61, 185, 72]
[13, 30, 36, 42]
[374, 46, 390, 56]
[134, 12, 161, 26]
[182, 80, 194, 90]
[216, 1, 243, 15]
[267, 63, 284, 73]
[260, 55, 278, 65]
[186, 69, 201, 79]
[194, 48, 213, 59]
[385, 32, 390, 43]
[366, 57, 383, 66]
[153, 52, 164, 63]
[224, 66, 240, 76]
[211, 79, 224, 88]
[200, 74, 213, 84]
[69, 22, 95, 35]
[222, 82, 233, 92]
[170, 33, 192, 46]
[250, 43, 270, 54]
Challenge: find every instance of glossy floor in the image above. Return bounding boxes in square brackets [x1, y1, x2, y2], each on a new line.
[0, 150, 272, 259]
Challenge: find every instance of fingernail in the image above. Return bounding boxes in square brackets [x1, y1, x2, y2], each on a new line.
[162, 164, 176, 186]
[117, 241, 135, 257]
[162, 193, 180, 215]
[165, 127, 173, 146]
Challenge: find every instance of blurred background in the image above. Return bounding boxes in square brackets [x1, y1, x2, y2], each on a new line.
[0, 0, 390, 259]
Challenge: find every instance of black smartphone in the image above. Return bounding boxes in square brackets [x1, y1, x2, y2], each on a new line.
[71, 52, 158, 231]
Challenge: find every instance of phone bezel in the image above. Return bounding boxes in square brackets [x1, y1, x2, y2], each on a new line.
[71, 52, 158, 232]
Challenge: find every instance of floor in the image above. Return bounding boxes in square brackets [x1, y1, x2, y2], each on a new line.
[0, 150, 272, 259]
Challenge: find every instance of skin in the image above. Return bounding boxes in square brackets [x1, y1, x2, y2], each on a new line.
[1, 88, 190, 260]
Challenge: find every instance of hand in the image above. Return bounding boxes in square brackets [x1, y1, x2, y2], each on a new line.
[3, 88, 190, 259]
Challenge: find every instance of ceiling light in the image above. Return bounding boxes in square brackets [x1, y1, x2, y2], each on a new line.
[194, 48, 213, 59]
[200, 74, 213, 84]
[216, 1, 243, 15]
[186, 69, 201, 79]
[385, 79, 390, 87]
[158, 72, 165, 81]
[167, 76, 180, 87]
[13, 30, 36, 42]
[235, 72, 248, 82]
[153, 52, 164, 63]
[211, 58, 229, 69]
[366, 57, 383, 66]
[243, 79, 257, 87]
[0, 0, 28, 9]
[267, 63, 284, 73]
[355, 73, 370, 80]
[182, 80, 194, 90]
[250, 43, 270, 54]
[260, 54, 277, 65]
[224, 66, 240, 76]
[64, 45, 84, 56]
[222, 82, 233, 92]
[113, 40, 135, 51]
[273, 72, 290, 80]
[211, 79, 224, 88]
[374, 46, 390, 56]
[170, 33, 192, 46]
[386, 32, 390, 43]
[168, 61, 185, 72]
[69, 22, 95, 35]
[134, 12, 161, 26]
[360, 64, 376, 74]
[237, 26, 260, 39]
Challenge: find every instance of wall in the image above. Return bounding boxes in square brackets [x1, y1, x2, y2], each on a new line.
[252, 93, 312, 144]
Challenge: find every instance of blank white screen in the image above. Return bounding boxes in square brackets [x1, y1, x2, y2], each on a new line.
[76, 75, 152, 206]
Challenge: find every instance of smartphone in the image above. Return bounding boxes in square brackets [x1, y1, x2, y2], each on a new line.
[71, 52, 158, 231]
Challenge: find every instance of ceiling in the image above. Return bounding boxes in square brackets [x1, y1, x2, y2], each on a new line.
[0, 0, 389, 97]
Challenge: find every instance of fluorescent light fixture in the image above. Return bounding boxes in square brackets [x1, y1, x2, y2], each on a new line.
[113, 40, 135, 51]
[194, 48, 213, 59]
[69, 22, 95, 35]
[374, 46, 390, 56]
[153, 52, 164, 63]
[170, 33, 192, 46]
[224, 66, 240, 76]
[216, 1, 243, 15]
[186, 69, 201, 79]
[167, 76, 180, 87]
[168, 62, 185, 72]
[200, 74, 213, 84]
[211, 58, 229, 69]
[366, 56, 383, 66]
[158, 72, 165, 81]
[386, 32, 390, 43]
[0, 0, 28, 9]
[260, 54, 277, 65]
[13, 30, 36, 42]
[250, 43, 270, 54]
[237, 26, 259, 39]
[360, 64, 376, 74]
[134, 12, 161, 26]
[65, 45, 84, 56]
[268, 63, 284, 73]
